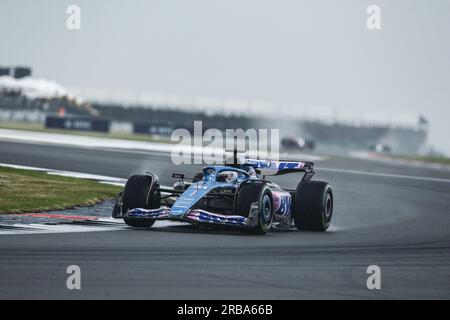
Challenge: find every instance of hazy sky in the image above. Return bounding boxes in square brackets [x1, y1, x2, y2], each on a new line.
[1, 0, 449, 154]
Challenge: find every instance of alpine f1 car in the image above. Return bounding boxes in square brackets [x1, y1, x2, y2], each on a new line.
[112, 155, 333, 234]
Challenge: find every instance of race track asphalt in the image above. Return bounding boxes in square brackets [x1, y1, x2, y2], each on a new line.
[0, 140, 449, 299]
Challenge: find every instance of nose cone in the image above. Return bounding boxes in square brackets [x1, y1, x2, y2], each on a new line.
[169, 182, 212, 217]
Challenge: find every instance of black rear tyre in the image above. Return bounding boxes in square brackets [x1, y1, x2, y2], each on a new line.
[235, 183, 273, 234]
[292, 181, 333, 231]
[122, 175, 160, 228]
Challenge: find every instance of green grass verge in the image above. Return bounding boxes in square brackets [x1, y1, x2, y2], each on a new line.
[0, 166, 122, 214]
[0, 121, 172, 144]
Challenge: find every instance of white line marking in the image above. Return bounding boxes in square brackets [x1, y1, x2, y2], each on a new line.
[0, 163, 127, 186]
[349, 151, 450, 171]
[0, 223, 124, 235]
[0, 220, 191, 235]
[0, 163, 174, 191]
[0, 128, 173, 152]
[317, 167, 450, 183]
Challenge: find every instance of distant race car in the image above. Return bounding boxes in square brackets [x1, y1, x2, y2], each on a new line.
[369, 143, 392, 154]
[281, 136, 316, 151]
[112, 152, 333, 234]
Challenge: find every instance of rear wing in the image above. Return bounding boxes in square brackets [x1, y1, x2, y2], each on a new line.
[243, 159, 314, 176]
[225, 148, 314, 178]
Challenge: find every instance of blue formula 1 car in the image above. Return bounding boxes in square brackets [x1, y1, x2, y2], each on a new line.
[112, 155, 333, 234]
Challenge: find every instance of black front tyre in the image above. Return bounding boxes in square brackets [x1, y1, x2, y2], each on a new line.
[124, 217, 155, 228]
[292, 181, 333, 231]
[122, 174, 160, 228]
[236, 183, 273, 234]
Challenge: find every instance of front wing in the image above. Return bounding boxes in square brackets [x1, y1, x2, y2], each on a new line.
[127, 207, 248, 226]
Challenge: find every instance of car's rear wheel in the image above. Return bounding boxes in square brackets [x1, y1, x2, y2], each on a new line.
[122, 174, 160, 228]
[292, 181, 333, 231]
[235, 183, 273, 234]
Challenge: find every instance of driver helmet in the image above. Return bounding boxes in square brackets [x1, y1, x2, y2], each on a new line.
[242, 165, 257, 177]
[246, 166, 257, 177]
[217, 171, 238, 183]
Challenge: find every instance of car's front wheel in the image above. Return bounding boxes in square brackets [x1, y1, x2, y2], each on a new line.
[236, 183, 273, 234]
[122, 174, 160, 228]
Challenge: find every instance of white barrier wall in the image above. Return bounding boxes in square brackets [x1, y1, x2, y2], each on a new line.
[0, 109, 46, 123]
[110, 121, 133, 134]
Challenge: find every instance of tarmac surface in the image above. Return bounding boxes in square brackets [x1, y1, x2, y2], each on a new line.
[0, 140, 449, 299]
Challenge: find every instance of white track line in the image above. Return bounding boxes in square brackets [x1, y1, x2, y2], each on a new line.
[0, 128, 173, 152]
[0, 163, 127, 186]
[0, 223, 124, 235]
[349, 151, 450, 171]
[2, 160, 449, 191]
[0, 220, 189, 235]
[317, 167, 450, 184]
